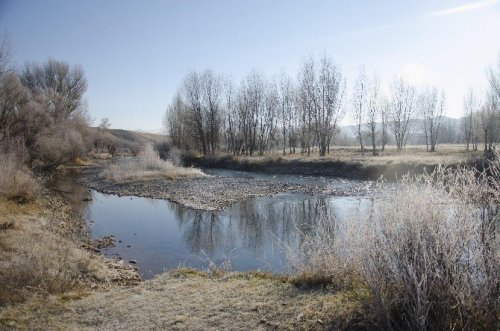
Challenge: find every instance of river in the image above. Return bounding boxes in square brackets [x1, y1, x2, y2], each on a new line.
[56, 169, 374, 279]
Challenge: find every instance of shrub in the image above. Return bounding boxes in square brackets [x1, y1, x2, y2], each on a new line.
[365, 168, 498, 330]
[32, 121, 86, 170]
[285, 212, 361, 290]
[101, 143, 205, 182]
[0, 233, 89, 305]
[288, 165, 499, 330]
[0, 143, 39, 202]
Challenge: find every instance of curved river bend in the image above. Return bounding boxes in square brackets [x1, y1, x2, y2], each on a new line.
[70, 169, 374, 279]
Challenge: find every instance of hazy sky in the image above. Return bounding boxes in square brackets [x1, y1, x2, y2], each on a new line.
[1, 0, 499, 131]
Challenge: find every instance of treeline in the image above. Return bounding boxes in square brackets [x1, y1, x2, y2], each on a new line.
[462, 68, 500, 154]
[165, 53, 500, 156]
[0, 36, 90, 170]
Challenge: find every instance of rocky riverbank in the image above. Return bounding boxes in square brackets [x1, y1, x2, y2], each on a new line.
[77, 166, 377, 211]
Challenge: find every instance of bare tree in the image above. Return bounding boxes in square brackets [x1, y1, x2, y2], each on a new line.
[201, 70, 223, 154]
[0, 73, 30, 140]
[479, 96, 499, 154]
[419, 87, 445, 152]
[389, 78, 417, 152]
[317, 54, 345, 156]
[0, 34, 27, 141]
[297, 56, 315, 155]
[164, 93, 187, 149]
[379, 95, 390, 152]
[0, 33, 13, 81]
[487, 56, 500, 101]
[484, 55, 500, 155]
[366, 74, 380, 155]
[278, 71, 295, 155]
[243, 70, 265, 156]
[351, 66, 368, 154]
[182, 71, 207, 154]
[20, 59, 87, 120]
[297, 54, 345, 156]
[222, 77, 237, 155]
[462, 89, 478, 151]
[96, 117, 111, 153]
[258, 79, 278, 155]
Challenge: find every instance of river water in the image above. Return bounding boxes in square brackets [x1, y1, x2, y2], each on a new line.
[61, 169, 374, 279]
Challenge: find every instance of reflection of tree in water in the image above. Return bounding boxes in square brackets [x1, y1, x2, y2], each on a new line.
[181, 212, 224, 258]
[172, 195, 361, 265]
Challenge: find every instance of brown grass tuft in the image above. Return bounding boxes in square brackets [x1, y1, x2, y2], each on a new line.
[0, 152, 40, 203]
[0, 212, 91, 306]
[102, 143, 206, 182]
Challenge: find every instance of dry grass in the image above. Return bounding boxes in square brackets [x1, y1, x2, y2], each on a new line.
[0, 197, 90, 306]
[285, 161, 499, 330]
[102, 143, 206, 182]
[73, 157, 93, 166]
[0, 269, 364, 330]
[227, 144, 483, 167]
[0, 191, 139, 307]
[0, 152, 40, 203]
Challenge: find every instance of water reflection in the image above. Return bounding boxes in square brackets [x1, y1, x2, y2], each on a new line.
[87, 191, 372, 279]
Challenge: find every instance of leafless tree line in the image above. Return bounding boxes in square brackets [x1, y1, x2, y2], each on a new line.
[165, 53, 499, 157]
[0, 35, 90, 169]
[462, 58, 500, 156]
[166, 54, 350, 156]
[164, 54, 449, 156]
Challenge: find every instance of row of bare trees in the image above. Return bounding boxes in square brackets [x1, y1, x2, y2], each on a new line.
[462, 58, 500, 155]
[165, 53, 499, 156]
[0, 35, 90, 169]
[165, 54, 347, 156]
[350, 67, 446, 155]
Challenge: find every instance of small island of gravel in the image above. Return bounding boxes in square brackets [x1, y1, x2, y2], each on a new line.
[77, 165, 376, 211]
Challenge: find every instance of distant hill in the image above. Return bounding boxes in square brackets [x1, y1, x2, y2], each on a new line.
[90, 127, 168, 154]
[107, 129, 167, 144]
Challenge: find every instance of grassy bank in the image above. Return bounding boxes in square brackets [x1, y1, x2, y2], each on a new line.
[0, 269, 364, 330]
[0, 179, 140, 308]
[186, 144, 485, 180]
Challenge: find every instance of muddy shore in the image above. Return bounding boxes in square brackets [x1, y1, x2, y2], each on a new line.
[76, 166, 377, 211]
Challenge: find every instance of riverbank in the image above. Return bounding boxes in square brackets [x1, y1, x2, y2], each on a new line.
[0, 182, 140, 306]
[77, 166, 377, 211]
[0, 173, 364, 330]
[0, 269, 363, 330]
[184, 145, 485, 180]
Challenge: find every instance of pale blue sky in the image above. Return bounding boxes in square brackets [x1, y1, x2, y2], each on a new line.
[1, 0, 499, 131]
